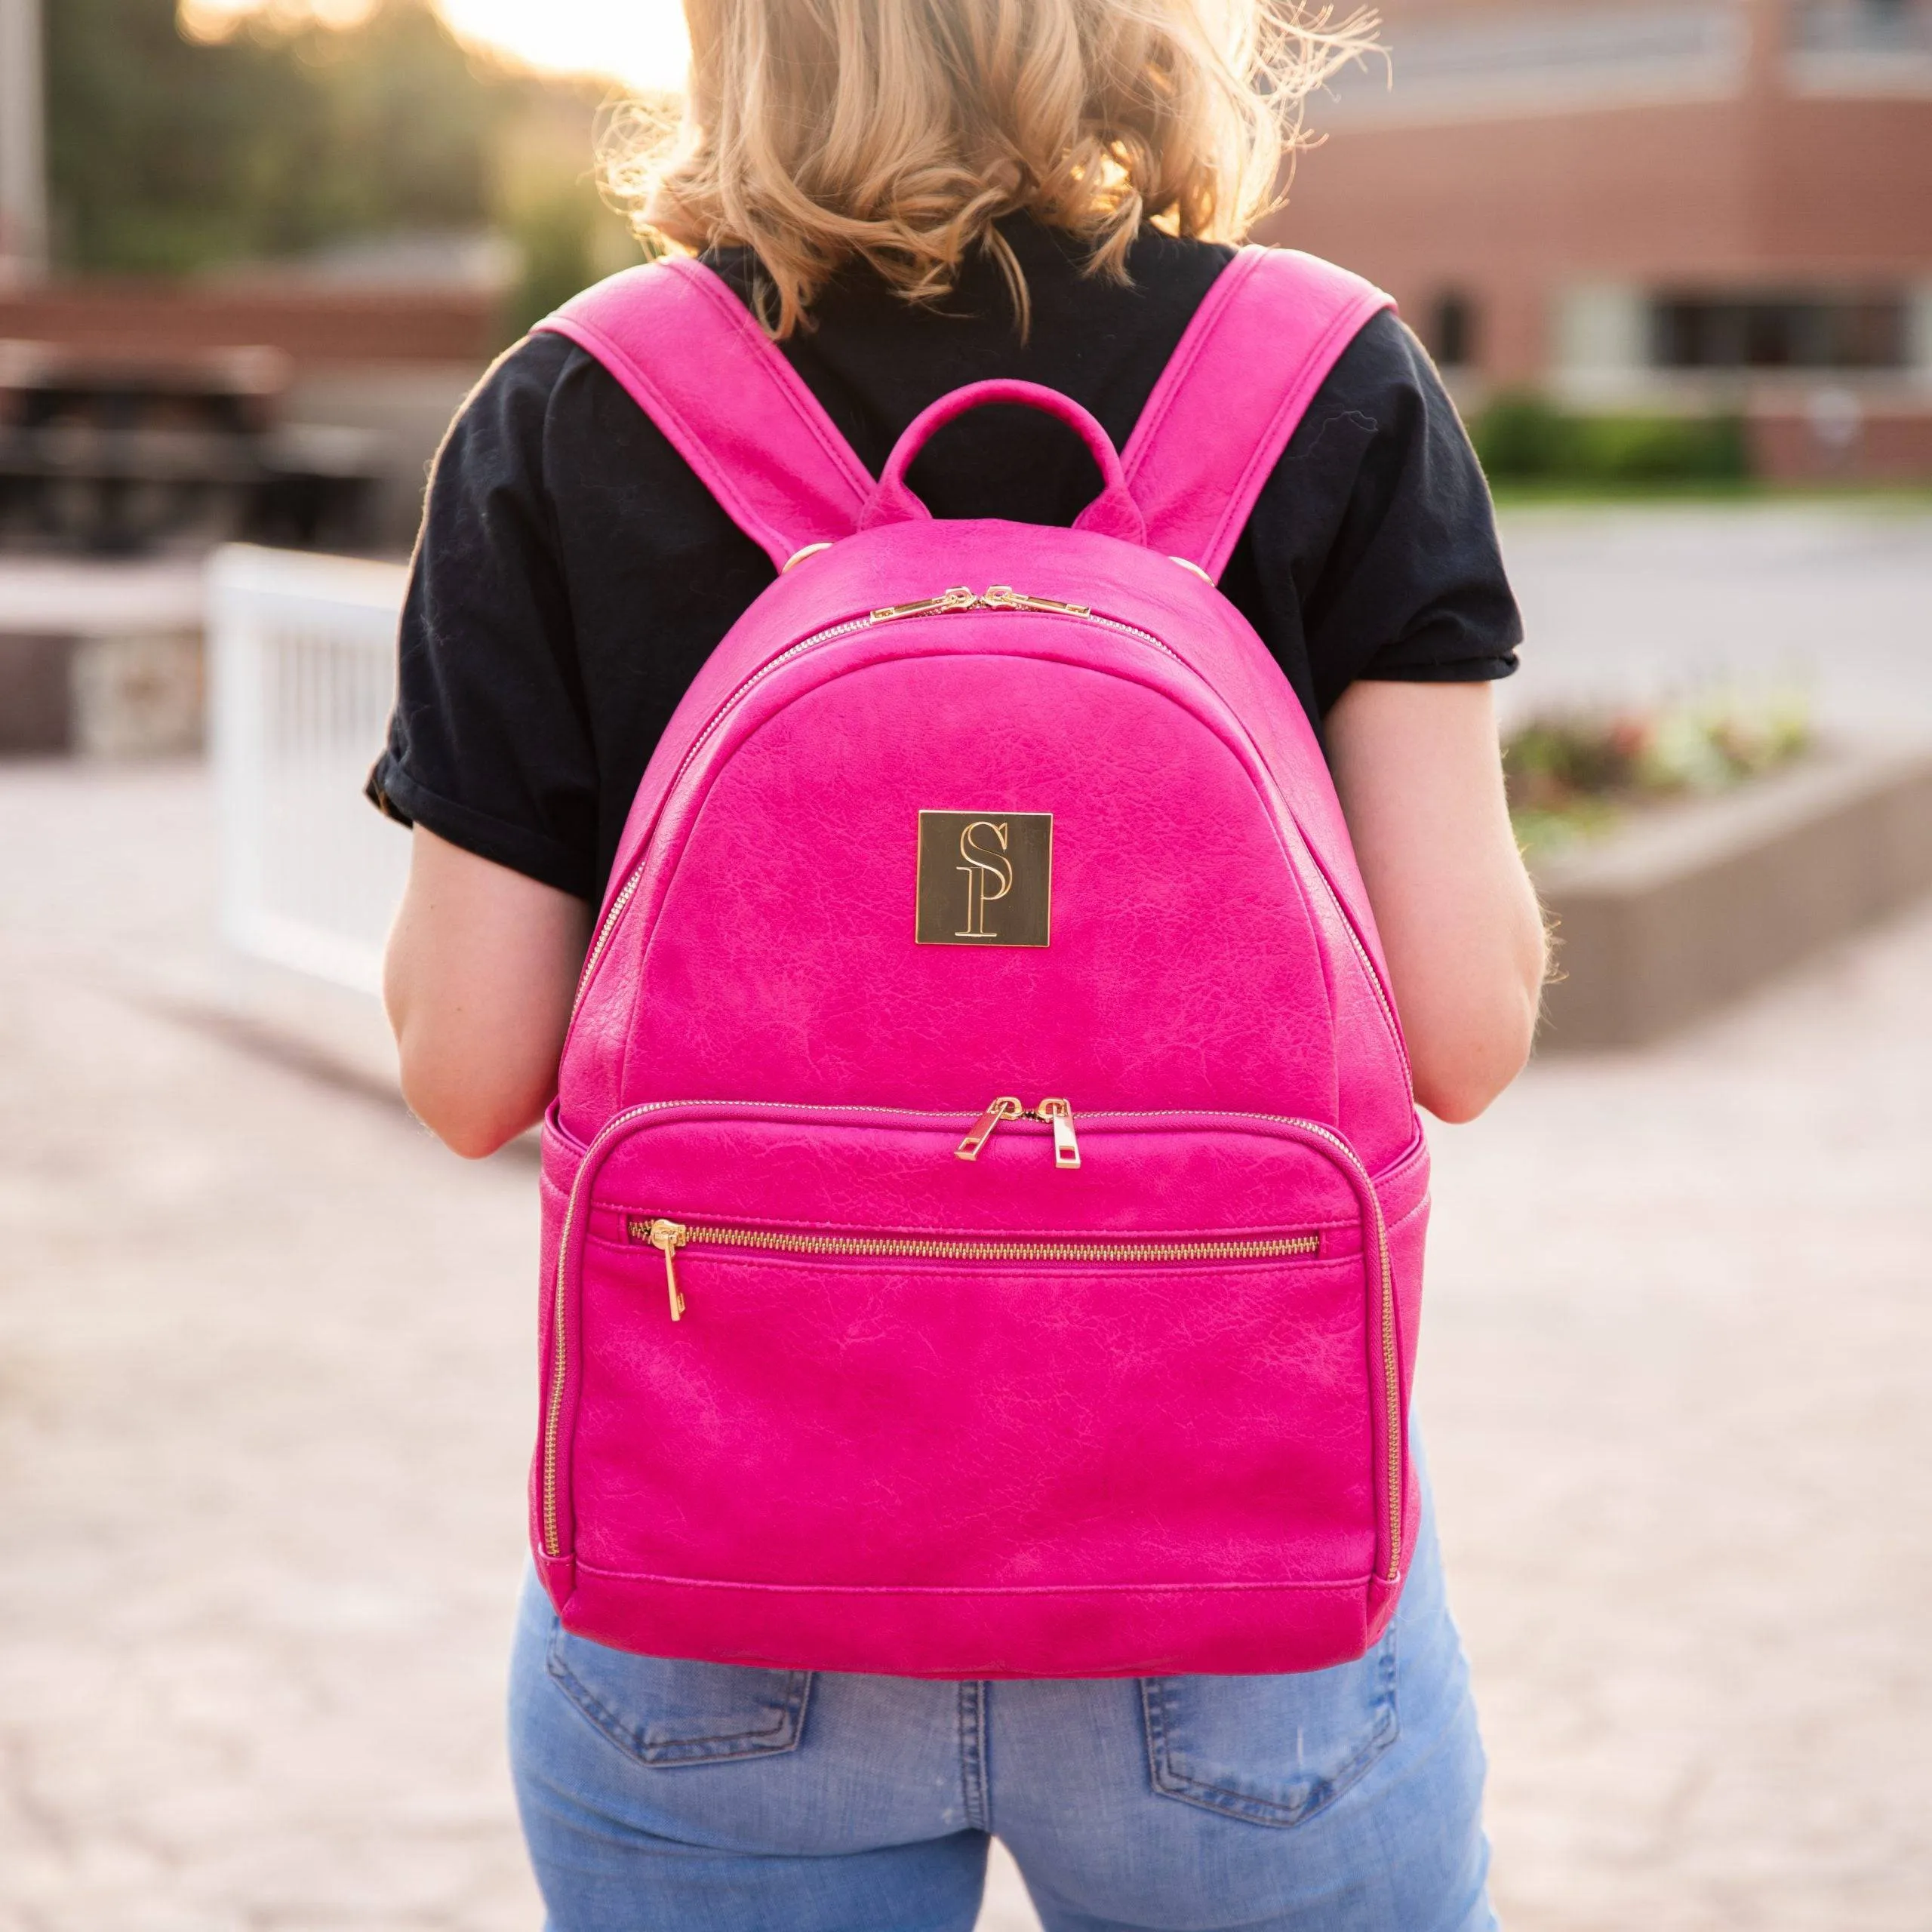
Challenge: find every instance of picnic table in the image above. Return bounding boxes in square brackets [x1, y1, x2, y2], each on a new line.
[0, 340, 379, 554]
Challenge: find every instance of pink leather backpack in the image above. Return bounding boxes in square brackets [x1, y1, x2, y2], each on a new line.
[531, 246, 1426, 1678]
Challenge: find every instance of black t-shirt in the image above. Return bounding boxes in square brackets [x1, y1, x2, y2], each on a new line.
[368, 217, 1520, 903]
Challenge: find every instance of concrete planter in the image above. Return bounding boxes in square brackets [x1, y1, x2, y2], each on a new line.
[1531, 741, 1932, 1049]
[0, 628, 203, 757]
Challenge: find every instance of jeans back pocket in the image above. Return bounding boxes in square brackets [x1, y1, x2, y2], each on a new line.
[548, 1621, 813, 1767]
[1141, 1627, 1398, 1828]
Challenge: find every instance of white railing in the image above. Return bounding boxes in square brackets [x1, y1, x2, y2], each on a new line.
[208, 543, 411, 995]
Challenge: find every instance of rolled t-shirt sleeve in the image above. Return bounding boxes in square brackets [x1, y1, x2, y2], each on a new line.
[1232, 309, 1522, 718]
[365, 333, 601, 901]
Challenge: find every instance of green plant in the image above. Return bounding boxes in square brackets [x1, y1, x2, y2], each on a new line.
[48, 0, 492, 273]
[1573, 411, 1748, 484]
[1471, 393, 1576, 480]
[1472, 392, 1749, 487]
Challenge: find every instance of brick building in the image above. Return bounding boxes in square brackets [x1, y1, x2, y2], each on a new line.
[1264, 0, 1932, 477]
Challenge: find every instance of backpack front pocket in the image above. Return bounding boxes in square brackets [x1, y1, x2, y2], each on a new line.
[543, 1101, 1401, 1623]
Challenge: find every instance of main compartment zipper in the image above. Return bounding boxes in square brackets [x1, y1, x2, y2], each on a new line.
[956, 1094, 1080, 1166]
[628, 1216, 1321, 1324]
[872, 584, 1093, 622]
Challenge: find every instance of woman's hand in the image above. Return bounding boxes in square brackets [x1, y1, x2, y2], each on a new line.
[1325, 681, 1546, 1124]
[383, 827, 592, 1158]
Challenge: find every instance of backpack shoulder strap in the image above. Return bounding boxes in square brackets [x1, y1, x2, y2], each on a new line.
[1121, 248, 1395, 581]
[537, 257, 875, 573]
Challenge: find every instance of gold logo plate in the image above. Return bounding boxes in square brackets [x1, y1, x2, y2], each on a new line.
[915, 811, 1052, 947]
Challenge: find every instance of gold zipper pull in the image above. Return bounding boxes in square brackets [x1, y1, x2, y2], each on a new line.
[648, 1218, 689, 1320]
[980, 586, 1091, 617]
[1037, 1097, 1081, 1169]
[956, 1095, 1024, 1161]
[871, 586, 976, 623]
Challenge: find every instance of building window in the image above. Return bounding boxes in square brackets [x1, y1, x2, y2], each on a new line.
[1795, 0, 1930, 51]
[1651, 294, 1907, 371]
[1428, 290, 1479, 370]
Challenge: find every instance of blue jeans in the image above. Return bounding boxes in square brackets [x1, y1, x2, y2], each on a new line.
[509, 1484, 1494, 1931]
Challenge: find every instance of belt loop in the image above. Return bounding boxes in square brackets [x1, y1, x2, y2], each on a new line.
[958, 1679, 991, 1832]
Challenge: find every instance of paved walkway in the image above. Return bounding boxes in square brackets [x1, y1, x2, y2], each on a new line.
[1494, 504, 1932, 734]
[2, 761, 1929, 1930]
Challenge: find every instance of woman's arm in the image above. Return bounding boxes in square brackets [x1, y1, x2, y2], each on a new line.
[383, 827, 592, 1158]
[1324, 680, 1545, 1124]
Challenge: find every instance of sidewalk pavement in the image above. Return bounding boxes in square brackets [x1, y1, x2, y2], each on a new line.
[1494, 504, 1932, 734]
[2, 761, 1929, 1930]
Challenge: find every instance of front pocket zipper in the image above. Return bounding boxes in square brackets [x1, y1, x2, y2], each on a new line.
[626, 1217, 1323, 1324]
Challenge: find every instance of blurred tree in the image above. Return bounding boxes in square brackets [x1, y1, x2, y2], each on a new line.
[42, 0, 642, 323]
[46, 0, 495, 272]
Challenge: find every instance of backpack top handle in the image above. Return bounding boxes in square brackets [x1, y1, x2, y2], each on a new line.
[858, 378, 1148, 547]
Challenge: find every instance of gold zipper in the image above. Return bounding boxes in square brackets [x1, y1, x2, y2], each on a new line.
[980, 585, 1092, 617]
[645, 1218, 688, 1321]
[956, 1095, 1023, 1159]
[871, 586, 977, 622]
[1037, 1096, 1081, 1168]
[872, 584, 1093, 623]
[626, 1216, 1320, 1315]
[954, 1094, 1079, 1165]
[541, 1100, 1398, 1573]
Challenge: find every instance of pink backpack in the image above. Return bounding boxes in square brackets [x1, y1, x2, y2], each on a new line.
[531, 246, 1425, 1678]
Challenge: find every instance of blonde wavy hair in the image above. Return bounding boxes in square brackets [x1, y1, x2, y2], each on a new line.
[601, 0, 1380, 336]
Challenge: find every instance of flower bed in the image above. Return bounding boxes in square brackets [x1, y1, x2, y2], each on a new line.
[1506, 696, 1813, 857]
[1521, 727, 1932, 1050]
